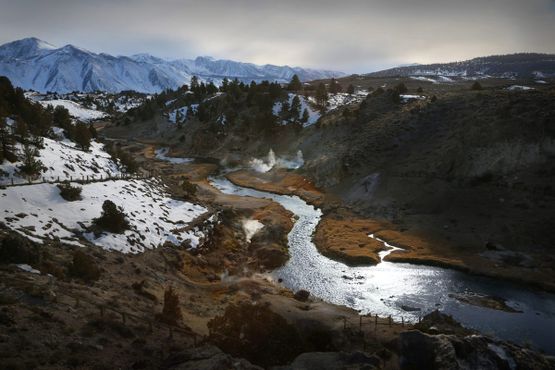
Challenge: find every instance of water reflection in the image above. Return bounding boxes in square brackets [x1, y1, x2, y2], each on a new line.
[210, 177, 555, 354]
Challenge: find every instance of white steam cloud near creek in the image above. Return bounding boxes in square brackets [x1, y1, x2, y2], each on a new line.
[249, 149, 304, 173]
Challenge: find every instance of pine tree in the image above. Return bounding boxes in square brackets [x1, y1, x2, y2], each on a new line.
[93, 200, 130, 233]
[287, 74, 302, 91]
[0, 119, 16, 162]
[315, 83, 328, 111]
[221, 78, 229, 92]
[161, 286, 182, 325]
[14, 119, 29, 143]
[347, 84, 355, 95]
[290, 95, 302, 121]
[52, 106, 72, 130]
[329, 78, 342, 94]
[190, 76, 200, 91]
[74, 122, 92, 151]
[281, 100, 291, 121]
[394, 83, 408, 94]
[301, 108, 310, 124]
[18, 144, 44, 178]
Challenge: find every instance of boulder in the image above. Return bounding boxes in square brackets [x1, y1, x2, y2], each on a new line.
[276, 351, 381, 370]
[293, 290, 310, 302]
[165, 345, 262, 370]
[399, 330, 555, 370]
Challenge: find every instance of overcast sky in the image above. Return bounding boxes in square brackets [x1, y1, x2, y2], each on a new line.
[1, 0, 554, 73]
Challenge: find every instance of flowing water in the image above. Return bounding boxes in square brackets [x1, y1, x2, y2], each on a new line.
[210, 176, 555, 354]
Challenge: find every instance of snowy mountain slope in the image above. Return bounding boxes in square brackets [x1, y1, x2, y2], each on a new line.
[0, 138, 122, 185]
[0, 131, 210, 252]
[37, 100, 108, 122]
[366, 53, 555, 79]
[26, 91, 151, 115]
[0, 37, 345, 93]
[0, 179, 208, 252]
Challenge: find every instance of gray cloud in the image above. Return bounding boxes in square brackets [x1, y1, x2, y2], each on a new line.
[0, 0, 554, 73]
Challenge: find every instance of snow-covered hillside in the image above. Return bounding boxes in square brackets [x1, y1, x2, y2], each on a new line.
[25, 91, 150, 117]
[37, 100, 108, 122]
[272, 92, 368, 127]
[0, 179, 208, 253]
[273, 93, 321, 127]
[0, 38, 344, 93]
[0, 132, 210, 253]
[325, 91, 368, 110]
[0, 138, 121, 185]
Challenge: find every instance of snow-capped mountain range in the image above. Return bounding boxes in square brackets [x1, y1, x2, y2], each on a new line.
[0, 37, 345, 93]
[367, 53, 555, 79]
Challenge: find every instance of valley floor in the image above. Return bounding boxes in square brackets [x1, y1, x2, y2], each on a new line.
[2, 135, 554, 369]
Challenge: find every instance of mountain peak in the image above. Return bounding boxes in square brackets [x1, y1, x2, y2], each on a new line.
[194, 56, 216, 63]
[130, 53, 165, 64]
[0, 37, 57, 58]
[17, 37, 57, 50]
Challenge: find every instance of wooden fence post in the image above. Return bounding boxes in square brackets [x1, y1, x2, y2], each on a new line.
[359, 316, 363, 332]
[375, 314, 378, 331]
[388, 315, 392, 327]
[343, 317, 347, 330]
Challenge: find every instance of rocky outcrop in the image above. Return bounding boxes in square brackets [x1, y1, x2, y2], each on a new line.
[274, 351, 382, 370]
[399, 330, 555, 370]
[165, 345, 262, 370]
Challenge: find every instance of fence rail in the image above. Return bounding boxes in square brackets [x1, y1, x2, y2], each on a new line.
[0, 171, 156, 188]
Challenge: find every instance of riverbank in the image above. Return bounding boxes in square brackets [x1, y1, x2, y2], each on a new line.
[224, 168, 555, 293]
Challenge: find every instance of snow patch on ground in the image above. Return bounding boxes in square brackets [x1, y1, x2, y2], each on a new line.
[400, 94, 426, 102]
[168, 104, 198, 124]
[17, 264, 41, 274]
[506, 85, 534, 91]
[410, 76, 438, 83]
[242, 219, 264, 243]
[273, 93, 321, 127]
[38, 99, 107, 122]
[0, 138, 121, 185]
[154, 148, 193, 164]
[0, 179, 208, 253]
[326, 91, 368, 111]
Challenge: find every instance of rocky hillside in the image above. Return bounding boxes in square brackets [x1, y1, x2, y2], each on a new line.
[295, 80, 555, 281]
[366, 53, 555, 79]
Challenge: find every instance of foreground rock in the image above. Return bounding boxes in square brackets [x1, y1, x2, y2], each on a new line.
[165, 345, 262, 370]
[275, 351, 382, 370]
[400, 330, 554, 370]
[399, 311, 555, 370]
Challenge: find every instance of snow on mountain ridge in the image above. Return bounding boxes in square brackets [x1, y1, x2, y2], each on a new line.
[0, 38, 345, 93]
